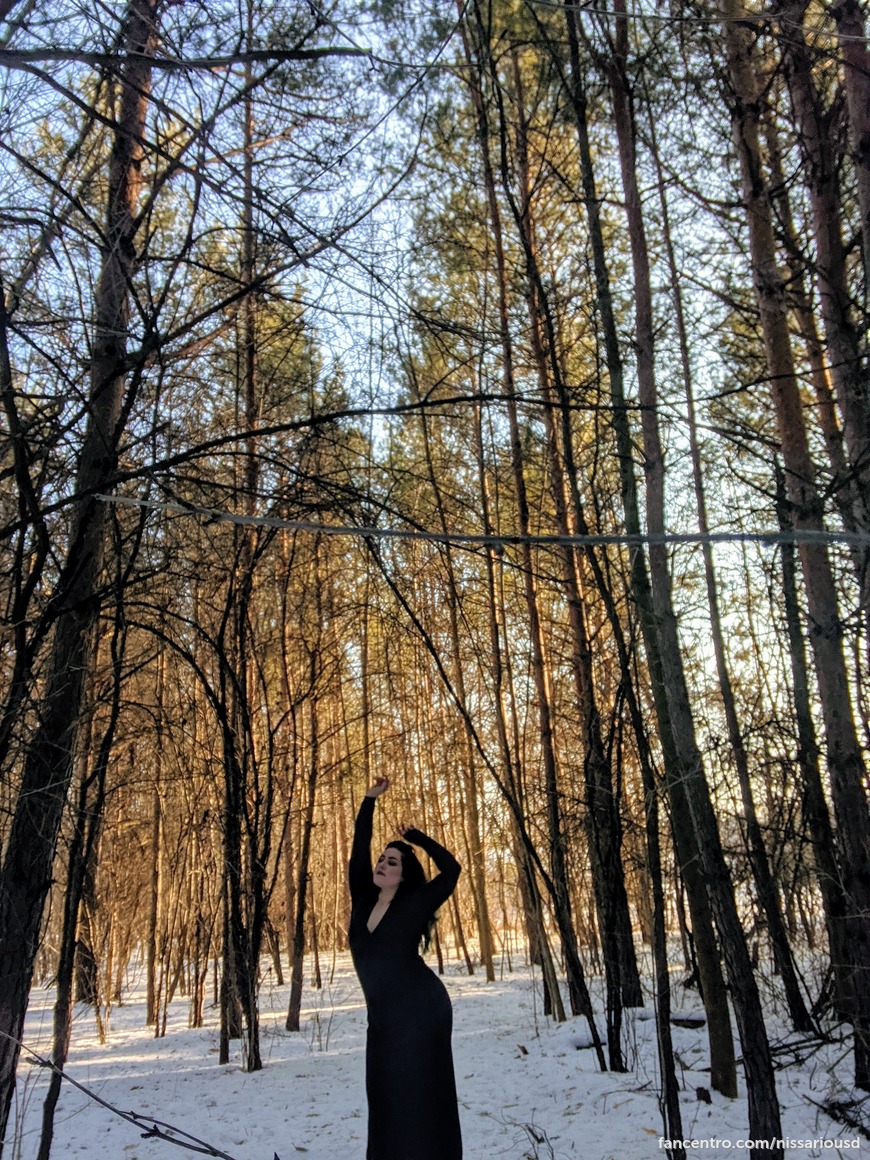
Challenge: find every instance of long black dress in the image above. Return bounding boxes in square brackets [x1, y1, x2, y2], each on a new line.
[348, 795, 463, 1160]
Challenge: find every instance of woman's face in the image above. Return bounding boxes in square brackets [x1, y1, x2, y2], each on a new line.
[373, 846, 403, 890]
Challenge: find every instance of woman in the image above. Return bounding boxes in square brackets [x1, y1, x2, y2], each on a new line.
[348, 775, 462, 1160]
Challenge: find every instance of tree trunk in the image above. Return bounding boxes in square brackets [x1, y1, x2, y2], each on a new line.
[510, 51, 642, 1036]
[633, 712, 686, 1160]
[560, 0, 739, 1099]
[775, 0, 870, 585]
[0, 3, 158, 1144]
[646, 96, 814, 1035]
[414, 398, 495, 981]
[508, 66, 630, 1061]
[775, 466, 852, 1014]
[830, 0, 870, 306]
[459, 1, 603, 1054]
[474, 399, 566, 1021]
[38, 597, 127, 1160]
[762, 114, 863, 564]
[286, 698, 319, 1032]
[722, 0, 870, 1089]
[37, 760, 105, 1160]
[146, 651, 165, 1026]
[603, 4, 783, 1142]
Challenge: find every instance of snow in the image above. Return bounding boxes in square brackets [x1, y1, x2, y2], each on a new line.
[9, 955, 865, 1160]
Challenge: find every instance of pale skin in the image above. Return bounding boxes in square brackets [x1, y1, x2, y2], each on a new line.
[364, 776, 415, 932]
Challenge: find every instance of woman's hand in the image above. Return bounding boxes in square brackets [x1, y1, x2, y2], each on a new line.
[397, 821, 418, 840]
[365, 776, 390, 799]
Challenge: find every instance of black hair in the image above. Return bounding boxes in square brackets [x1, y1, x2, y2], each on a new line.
[387, 841, 437, 951]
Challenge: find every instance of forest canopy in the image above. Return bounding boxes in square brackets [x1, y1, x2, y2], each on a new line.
[1, 1, 869, 1157]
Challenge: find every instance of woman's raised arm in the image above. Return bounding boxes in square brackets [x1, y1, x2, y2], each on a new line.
[348, 778, 390, 900]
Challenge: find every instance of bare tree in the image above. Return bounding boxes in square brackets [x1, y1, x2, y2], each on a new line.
[0, 2, 159, 1141]
[722, 0, 870, 1089]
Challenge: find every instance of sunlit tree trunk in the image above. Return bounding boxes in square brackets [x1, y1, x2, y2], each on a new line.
[414, 399, 495, 980]
[461, 2, 602, 1045]
[507, 59, 639, 1068]
[603, 7, 783, 1141]
[473, 401, 566, 1019]
[600, 20, 777, 1146]
[763, 116, 859, 539]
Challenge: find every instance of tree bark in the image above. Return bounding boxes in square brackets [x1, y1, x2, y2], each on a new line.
[601, 4, 783, 1141]
[414, 395, 495, 981]
[646, 91, 814, 1035]
[37, 611, 125, 1160]
[286, 697, 319, 1033]
[775, 0, 870, 578]
[474, 400, 566, 1020]
[775, 467, 852, 1014]
[830, 0, 870, 306]
[506, 60, 638, 1069]
[600, 14, 779, 1139]
[459, 0, 604, 1052]
[0, 2, 158, 1145]
[560, 0, 739, 1099]
[722, 0, 870, 1090]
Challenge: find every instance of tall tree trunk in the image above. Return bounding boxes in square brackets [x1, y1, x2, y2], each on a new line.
[646, 95, 814, 1035]
[505, 60, 633, 1068]
[775, 0, 870, 582]
[560, 0, 738, 1099]
[723, 0, 870, 1090]
[603, 5, 783, 1143]
[830, 0, 870, 306]
[474, 401, 566, 1020]
[463, 2, 601, 1038]
[146, 649, 165, 1026]
[775, 467, 852, 1014]
[414, 398, 495, 981]
[234, 0, 265, 1075]
[0, 3, 158, 1145]
[763, 116, 862, 554]
[286, 697, 319, 1033]
[509, 52, 642, 1032]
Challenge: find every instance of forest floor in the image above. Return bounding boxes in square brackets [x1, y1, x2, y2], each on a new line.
[9, 952, 867, 1160]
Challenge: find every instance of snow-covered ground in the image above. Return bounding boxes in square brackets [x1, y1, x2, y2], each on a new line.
[8, 955, 865, 1159]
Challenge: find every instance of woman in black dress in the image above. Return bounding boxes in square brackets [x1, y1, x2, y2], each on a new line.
[348, 776, 462, 1160]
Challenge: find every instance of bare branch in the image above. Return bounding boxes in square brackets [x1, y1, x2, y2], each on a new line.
[0, 45, 368, 72]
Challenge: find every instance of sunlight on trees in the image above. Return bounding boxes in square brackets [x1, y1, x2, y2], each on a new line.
[1, 1, 870, 1157]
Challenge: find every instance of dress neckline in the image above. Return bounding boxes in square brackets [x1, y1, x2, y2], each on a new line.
[367, 899, 393, 933]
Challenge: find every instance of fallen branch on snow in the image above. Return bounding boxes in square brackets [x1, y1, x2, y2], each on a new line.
[804, 1095, 870, 1142]
[1, 1029, 305, 1159]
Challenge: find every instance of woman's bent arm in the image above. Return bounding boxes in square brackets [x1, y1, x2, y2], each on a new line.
[402, 828, 461, 908]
